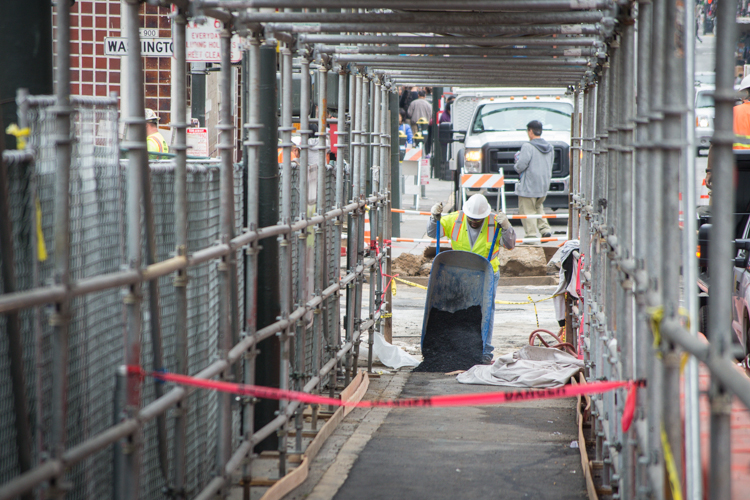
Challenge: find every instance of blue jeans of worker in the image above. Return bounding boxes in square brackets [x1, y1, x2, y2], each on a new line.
[483, 270, 500, 358]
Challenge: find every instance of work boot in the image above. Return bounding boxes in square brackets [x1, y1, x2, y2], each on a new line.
[541, 232, 552, 238]
[482, 354, 493, 365]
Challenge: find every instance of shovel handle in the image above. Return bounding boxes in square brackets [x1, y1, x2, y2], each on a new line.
[435, 213, 441, 255]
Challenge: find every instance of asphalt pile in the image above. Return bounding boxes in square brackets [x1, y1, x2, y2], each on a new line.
[414, 305, 483, 372]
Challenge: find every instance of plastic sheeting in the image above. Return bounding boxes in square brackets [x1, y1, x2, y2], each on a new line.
[456, 345, 584, 388]
[359, 332, 420, 369]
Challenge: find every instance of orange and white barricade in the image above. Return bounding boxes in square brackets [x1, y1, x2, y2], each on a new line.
[402, 146, 425, 209]
[460, 171, 507, 213]
[403, 147, 423, 162]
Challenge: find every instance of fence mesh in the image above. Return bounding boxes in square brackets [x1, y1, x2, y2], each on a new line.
[0, 97, 247, 499]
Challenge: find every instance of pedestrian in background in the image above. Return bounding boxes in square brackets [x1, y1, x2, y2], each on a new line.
[407, 89, 432, 136]
[400, 86, 417, 118]
[513, 120, 553, 240]
[399, 109, 413, 147]
[440, 96, 454, 124]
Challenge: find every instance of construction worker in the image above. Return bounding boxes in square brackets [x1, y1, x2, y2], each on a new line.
[735, 75, 750, 149]
[145, 108, 168, 160]
[427, 194, 516, 364]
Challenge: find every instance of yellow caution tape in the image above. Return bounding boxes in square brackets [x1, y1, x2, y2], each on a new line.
[495, 294, 561, 305]
[661, 423, 684, 500]
[393, 277, 561, 311]
[394, 277, 427, 290]
[6, 124, 30, 150]
[680, 352, 690, 373]
[381, 312, 393, 319]
[391, 278, 396, 296]
[36, 198, 47, 261]
[648, 306, 691, 361]
[530, 295, 540, 328]
[647, 306, 664, 357]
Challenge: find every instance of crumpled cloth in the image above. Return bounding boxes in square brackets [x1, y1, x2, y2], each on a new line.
[358, 331, 420, 369]
[456, 345, 584, 388]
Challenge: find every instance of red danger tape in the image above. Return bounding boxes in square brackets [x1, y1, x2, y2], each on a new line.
[127, 366, 645, 409]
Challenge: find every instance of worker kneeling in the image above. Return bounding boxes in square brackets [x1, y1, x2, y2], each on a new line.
[426, 194, 516, 364]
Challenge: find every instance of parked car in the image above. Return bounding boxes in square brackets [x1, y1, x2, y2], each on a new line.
[697, 150, 750, 363]
[695, 84, 714, 152]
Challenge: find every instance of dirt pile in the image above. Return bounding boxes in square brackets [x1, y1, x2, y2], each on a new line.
[414, 305, 484, 372]
[496, 246, 548, 276]
[393, 245, 551, 277]
[392, 253, 433, 277]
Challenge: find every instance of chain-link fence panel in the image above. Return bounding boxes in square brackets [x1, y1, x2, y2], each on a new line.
[0, 96, 126, 499]
[1, 93, 249, 499]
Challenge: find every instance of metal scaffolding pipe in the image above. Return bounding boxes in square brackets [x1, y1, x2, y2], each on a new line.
[709, 0, 739, 497]
[634, 1, 655, 496]
[241, 33, 261, 497]
[300, 34, 602, 46]
[277, 42, 295, 478]
[170, 8, 189, 498]
[241, 11, 606, 25]
[317, 45, 598, 57]
[216, 26, 236, 490]
[202, 0, 613, 10]
[293, 51, 312, 455]
[264, 22, 601, 36]
[49, 3, 75, 492]
[682, 2, 703, 500]
[121, 1, 146, 497]
[332, 54, 592, 65]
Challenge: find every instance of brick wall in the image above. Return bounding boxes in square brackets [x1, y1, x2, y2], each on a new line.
[56, 0, 175, 125]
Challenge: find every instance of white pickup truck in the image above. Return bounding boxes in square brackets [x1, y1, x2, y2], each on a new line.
[445, 88, 575, 210]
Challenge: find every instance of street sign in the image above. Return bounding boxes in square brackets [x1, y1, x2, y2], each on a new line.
[185, 19, 242, 63]
[104, 37, 174, 57]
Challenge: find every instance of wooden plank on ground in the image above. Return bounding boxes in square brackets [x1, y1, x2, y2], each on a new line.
[572, 374, 598, 500]
[259, 371, 370, 500]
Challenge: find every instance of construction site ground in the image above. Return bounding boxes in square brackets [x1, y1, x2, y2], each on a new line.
[272, 179, 587, 499]
[241, 168, 716, 499]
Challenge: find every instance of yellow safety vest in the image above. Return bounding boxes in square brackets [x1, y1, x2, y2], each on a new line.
[438, 211, 502, 273]
[147, 131, 169, 159]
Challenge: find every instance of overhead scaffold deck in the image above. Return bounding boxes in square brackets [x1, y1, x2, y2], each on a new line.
[1, 1, 750, 499]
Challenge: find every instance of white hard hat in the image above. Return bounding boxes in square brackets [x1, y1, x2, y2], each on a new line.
[144, 108, 159, 123]
[740, 75, 750, 92]
[463, 194, 491, 219]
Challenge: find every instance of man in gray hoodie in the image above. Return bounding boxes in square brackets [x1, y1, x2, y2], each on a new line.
[513, 120, 554, 240]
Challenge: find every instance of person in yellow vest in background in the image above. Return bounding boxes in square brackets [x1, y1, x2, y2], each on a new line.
[734, 76, 750, 150]
[426, 194, 516, 364]
[145, 108, 169, 159]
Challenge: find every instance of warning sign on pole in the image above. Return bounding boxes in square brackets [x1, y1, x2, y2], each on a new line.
[186, 128, 209, 157]
[420, 157, 430, 186]
[185, 19, 243, 63]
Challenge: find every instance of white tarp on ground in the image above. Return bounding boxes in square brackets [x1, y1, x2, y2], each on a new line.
[359, 331, 421, 369]
[456, 345, 584, 388]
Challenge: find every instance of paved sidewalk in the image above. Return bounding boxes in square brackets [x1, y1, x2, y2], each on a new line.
[332, 373, 586, 500]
